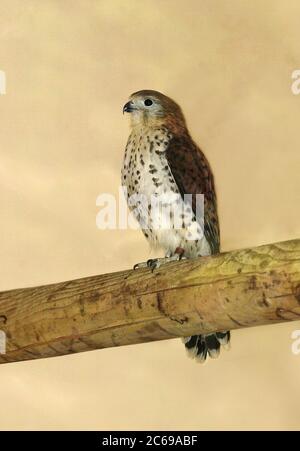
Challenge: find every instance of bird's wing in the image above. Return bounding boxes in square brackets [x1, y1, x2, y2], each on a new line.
[166, 135, 220, 254]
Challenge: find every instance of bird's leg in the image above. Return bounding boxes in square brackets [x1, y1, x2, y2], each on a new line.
[147, 247, 186, 271]
[133, 247, 186, 272]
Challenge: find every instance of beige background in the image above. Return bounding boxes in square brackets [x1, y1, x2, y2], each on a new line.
[0, 0, 300, 430]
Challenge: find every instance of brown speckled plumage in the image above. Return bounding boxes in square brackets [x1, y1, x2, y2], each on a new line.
[166, 133, 220, 254]
[122, 90, 230, 362]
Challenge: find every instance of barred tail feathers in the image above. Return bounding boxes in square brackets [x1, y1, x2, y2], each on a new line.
[182, 332, 230, 363]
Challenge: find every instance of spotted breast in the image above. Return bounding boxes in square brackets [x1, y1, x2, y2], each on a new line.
[121, 125, 210, 258]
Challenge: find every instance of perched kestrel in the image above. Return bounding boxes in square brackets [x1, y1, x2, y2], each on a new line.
[122, 90, 230, 362]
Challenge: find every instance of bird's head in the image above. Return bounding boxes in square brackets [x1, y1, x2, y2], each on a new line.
[123, 90, 187, 134]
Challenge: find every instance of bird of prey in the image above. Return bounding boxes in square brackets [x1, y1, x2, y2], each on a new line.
[122, 90, 230, 362]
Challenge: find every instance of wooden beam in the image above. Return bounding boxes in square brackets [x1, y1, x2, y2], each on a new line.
[0, 239, 299, 364]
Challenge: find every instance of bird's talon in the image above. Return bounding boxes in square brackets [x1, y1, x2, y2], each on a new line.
[133, 261, 148, 270]
[147, 259, 160, 271]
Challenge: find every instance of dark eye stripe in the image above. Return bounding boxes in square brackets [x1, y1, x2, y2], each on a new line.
[144, 99, 153, 106]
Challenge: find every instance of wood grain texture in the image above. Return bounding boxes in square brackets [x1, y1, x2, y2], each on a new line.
[0, 239, 299, 364]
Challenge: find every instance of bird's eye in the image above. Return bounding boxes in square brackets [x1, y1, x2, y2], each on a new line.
[144, 99, 153, 106]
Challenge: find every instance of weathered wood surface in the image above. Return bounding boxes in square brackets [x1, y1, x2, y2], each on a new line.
[0, 239, 299, 364]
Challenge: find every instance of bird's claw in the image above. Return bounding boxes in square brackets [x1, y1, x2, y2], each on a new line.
[147, 259, 161, 272]
[133, 254, 185, 272]
[133, 259, 160, 271]
[133, 262, 148, 270]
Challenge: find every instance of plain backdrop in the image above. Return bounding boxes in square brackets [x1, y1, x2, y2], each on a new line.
[0, 0, 300, 430]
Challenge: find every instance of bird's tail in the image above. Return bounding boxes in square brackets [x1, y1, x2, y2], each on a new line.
[182, 332, 230, 363]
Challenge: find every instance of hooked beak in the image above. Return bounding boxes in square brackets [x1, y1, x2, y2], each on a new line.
[123, 101, 134, 114]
